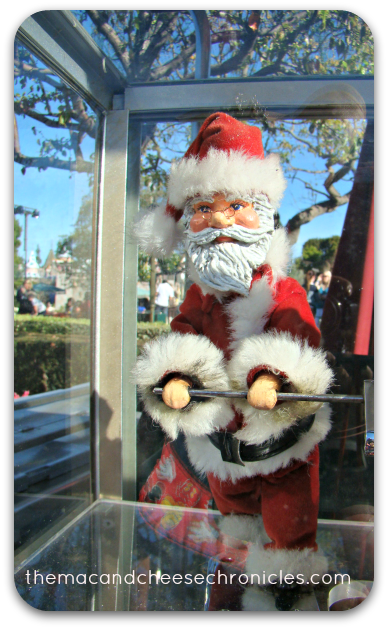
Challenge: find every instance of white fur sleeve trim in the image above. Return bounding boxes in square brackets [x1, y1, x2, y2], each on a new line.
[227, 331, 334, 439]
[134, 332, 234, 440]
[168, 148, 287, 209]
[132, 203, 184, 257]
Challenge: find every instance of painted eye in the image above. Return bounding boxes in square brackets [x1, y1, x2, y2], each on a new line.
[231, 203, 244, 211]
[198, 206, 211, 213]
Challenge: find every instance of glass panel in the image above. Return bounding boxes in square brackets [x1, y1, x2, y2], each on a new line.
[208, 10, 373, 79]
[72, 11, 373, 83]
[15, 500, 373, 611]
[72, 11, 196, 82]
[14, 40, 97, 560]
[135, 111, 373, 521]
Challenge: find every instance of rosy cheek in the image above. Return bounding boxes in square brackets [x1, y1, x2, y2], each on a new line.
[190, 214, 208, 232]
[235, 208, 260, 229]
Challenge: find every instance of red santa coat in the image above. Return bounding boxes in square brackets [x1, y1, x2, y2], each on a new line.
[136, 229, 332, 558]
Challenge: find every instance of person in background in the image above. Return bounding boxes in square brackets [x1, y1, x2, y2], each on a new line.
[45, 300, 55, 315]
[65, 298, 73, 316]
[16, 279, 32, 305]
[155, 278, 175, 321]
[72, 301, 83, 318]
[302, 268, 319, 316]
[16, 279, 34, 314]
[29, 292, 46, 316]
[313, 270, 332, 327]
[79, 291, 91, 319]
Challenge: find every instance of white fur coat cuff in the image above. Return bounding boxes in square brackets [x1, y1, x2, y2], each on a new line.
[135, 332, 234, 440]
[227, 331, 333, 440]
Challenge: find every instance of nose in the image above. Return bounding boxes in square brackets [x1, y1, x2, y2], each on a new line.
[209, 211, 234, 229]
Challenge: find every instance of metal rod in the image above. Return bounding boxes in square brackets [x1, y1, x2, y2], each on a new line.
[152, 388, 364, 404]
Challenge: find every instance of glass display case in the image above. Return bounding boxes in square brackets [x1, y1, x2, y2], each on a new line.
[15, 500, 373, 611]
[14, 10, 374, 612]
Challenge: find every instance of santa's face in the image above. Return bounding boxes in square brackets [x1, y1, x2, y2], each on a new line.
[190, 194, 260, 239]
[183, 192, 275, 296]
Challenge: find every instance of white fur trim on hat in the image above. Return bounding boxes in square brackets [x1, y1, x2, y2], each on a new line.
[132, 203, 184, 257]
[134, 332, 234, 440]
[168, 148, 287, 210]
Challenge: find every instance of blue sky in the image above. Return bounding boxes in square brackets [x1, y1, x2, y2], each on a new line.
[14, 113, 95, 264]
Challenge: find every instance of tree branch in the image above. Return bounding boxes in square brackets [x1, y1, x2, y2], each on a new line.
[14, 151, 94, 174]
[15, 97, 97, 140]
[14, 59, 63, 90]
[149, 44, 196, 80]
[292, 176, 331, 199]
[87, 10, 131, 76]
[14, 102, 81, 132]
[140, 13, 181, 70]
[210, 22, 258, 76]
[14, 114, 20, 154]
[251, 11, 319, 77]
[286, 193, 351, 245]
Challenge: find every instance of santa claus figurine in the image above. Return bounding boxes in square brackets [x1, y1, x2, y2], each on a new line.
[134, 112, 333, 589]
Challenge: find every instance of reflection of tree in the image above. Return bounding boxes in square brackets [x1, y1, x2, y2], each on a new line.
[14, 43, 96, 177]
[14, 11, 373, 244]
[14, 218, 23, 279]
[55, 194, 93, 290]
[294, 236, 340, 272]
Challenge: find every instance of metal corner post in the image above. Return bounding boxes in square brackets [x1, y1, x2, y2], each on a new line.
[94, 109, 130, 499]
[190, 10, 211, 139]
[122, 121, 141, 501]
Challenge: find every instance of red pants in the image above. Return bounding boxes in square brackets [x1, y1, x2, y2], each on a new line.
[207, 446, 320, 551]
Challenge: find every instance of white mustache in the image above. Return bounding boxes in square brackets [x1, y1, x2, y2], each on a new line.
[185, 224, 272, 246]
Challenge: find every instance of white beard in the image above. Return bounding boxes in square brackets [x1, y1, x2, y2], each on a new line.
[183, 194, 275, 296]
[186, 229, 272, 296]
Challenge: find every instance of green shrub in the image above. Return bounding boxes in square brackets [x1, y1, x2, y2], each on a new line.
[14, 316, 170, 393]
[14, 314, 90, 336]
[136, 322, 170, 353]
[14, 316, 91, 395]
[14, 334, 90, 395]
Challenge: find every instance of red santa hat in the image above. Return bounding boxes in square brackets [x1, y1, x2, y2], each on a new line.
[135, 112, 286, 257]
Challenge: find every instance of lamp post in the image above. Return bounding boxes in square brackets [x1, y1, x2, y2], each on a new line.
[14, 205, 40, 279]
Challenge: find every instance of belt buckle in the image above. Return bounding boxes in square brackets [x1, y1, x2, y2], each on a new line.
[219, 432, 245, 467]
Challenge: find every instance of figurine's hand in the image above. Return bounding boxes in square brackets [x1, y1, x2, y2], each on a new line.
[247, 373, 281, 410]
[162, 377, 192, 409]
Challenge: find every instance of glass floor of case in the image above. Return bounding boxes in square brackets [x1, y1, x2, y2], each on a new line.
[14, 499, 373, 611]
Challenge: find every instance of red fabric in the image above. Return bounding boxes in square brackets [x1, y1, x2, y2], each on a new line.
[171, 265, 320, 362]
[147, 267, 322, 552]
[207, 446, 320, 551]
[184, 112, 265, 163]
[139, 441, 212, 510]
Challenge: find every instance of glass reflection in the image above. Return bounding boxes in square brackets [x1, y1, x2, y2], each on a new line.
[14, 40, 96, 558]
[14, 500, 373, 611]
[134, 110, 373, 600]
[72, 10, 373, 83]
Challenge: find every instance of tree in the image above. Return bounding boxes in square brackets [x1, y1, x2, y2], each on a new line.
[294, 235, 340, 272]
[14, 10, 373, 250]
[35, 244, 42, 266]
[14, 218, 23, 279]
[55, 194, 93, 290]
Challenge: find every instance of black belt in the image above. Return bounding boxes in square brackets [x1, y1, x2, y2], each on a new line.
[207, 414, 315, 466]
